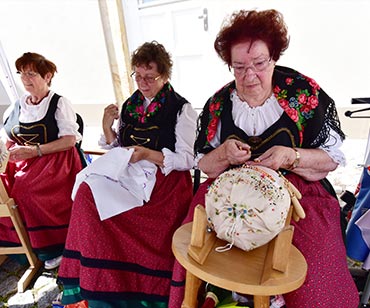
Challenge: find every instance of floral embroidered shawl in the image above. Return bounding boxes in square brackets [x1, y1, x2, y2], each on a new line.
[195, 65, 344, 153]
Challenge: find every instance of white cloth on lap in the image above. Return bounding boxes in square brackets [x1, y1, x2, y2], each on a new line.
[72, 147, 157, 220]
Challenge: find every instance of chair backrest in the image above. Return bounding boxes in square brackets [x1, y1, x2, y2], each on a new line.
[76, 113, 84, 148]
[76, 113, 84, 136]
[75, 113, 88, 167]
[193, 169, 201, 195]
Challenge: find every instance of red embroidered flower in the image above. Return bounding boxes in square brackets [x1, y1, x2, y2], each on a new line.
[207, 118, 218, 142]
[210, 101, 221, 112]
[278, 98, 289, 109]
[205, 84, 232, 144]
[286, 77, 293, 85]
[298, 93, 307, 104]
[126, 83, 171, 123]
[147, 102, 159, 113]
[274, 73, 320, 146]
[285, 107, 299, 122]
[307, 95, 319, 109]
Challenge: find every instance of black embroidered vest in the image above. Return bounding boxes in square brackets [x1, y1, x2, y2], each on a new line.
[118, 90, 188, 151]
[219, 101, 300, 160]
[3, 94, 60, 145]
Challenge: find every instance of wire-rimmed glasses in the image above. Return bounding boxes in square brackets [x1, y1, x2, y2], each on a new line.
[130, 72, 160, 84]
[230, 58, 272, 77]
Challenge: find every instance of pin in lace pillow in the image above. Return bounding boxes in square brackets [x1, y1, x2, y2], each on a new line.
[205, 165, 291, 252]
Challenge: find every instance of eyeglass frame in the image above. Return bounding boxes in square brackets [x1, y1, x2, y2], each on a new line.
[130, 71, 161, 84]
[17, 71, 39, 78]
[229, 57, 272, 77]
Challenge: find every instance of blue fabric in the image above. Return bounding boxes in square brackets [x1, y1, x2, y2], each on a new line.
[346, 167, 370, 261]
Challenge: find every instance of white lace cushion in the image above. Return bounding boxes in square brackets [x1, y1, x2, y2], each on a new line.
[205, 165, 291, 251]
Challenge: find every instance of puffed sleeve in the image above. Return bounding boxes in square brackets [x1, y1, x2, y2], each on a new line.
[161, 103, 198, 175]
[55, 96, 82, 142]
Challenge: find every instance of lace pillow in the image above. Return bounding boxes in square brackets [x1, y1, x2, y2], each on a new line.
[206, 165, 291, 252]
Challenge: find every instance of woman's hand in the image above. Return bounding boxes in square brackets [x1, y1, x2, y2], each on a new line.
[128, 146, 164, 167]
[128, 146, 148, 163]
[250, 145, 295, 170]
[222, 139, 251, 166]
[251, 145, 338, 181]
[103, 104, 119, 144]
[103, 104, 119, 129]
[8, 136, 76, 162]
[9, 145, 38, 162]
[199, 139, 251, 178]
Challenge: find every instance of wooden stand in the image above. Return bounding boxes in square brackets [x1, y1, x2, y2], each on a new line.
[0, 152, 42, 292]
[172, 204, 307, 308]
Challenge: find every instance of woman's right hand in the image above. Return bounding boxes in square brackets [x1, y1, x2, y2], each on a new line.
[221, 139, 251, 166]
[102, 104, 119, 129]
[199, 139, 251, 178]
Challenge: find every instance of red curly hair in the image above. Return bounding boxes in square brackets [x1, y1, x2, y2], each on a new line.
[214, 9, 290, 65]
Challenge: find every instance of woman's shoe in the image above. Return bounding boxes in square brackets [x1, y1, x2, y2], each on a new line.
[44, 255, 63, 270]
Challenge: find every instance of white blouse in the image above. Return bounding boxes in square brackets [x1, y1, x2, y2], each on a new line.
[208, 90, 346, 166]
[2, 90, 82, 142]
[99, 98, 198, 175]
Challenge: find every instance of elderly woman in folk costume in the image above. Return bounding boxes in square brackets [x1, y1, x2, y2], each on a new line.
[58, 41, 198, 308]
[169, 9, 359, 308]
[0, 52, 83, 270]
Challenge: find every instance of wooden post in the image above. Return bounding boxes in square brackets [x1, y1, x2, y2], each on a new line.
[98, 0, 133, 108]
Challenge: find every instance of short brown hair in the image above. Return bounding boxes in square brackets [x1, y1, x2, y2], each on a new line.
[214, 9, 290, 66]
[131, 41, 173, 79]
[15, 52, 57, 86]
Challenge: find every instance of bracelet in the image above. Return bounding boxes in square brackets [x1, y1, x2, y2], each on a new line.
[35, 144, 43, 157]
[288, 148, 300, 170]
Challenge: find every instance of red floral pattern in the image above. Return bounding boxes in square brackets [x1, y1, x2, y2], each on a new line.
[126, 83, 172, 123]
[206, 83, 233, 143]
[274, 74, 320, 146]
[205, 71, 321, 147]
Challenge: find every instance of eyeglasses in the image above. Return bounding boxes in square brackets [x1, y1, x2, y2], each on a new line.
[130, 72, 160, 84]
[230, 58, 272, 77]
[17, 71, 39, 78]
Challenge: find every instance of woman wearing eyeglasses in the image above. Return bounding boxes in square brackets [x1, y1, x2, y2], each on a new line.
[169, 9, 359, 308]
[57, 41, 198, 308]
[0, 52, 83, 270]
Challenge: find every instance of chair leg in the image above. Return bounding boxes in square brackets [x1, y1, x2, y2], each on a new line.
[182, 271, 202, 308]
[360, 271, 370, 307]
[0, 255, 7, 265]
[17, 260, 42, 293]
[254, 295, 270, 308]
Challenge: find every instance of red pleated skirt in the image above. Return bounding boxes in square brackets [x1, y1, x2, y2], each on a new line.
[58, 169, 193, 304]
[0, 147, 83, 253]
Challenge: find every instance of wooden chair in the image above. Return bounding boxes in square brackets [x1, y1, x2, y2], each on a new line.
[172, 182, 307, 308]
[0, 148, 42, 292]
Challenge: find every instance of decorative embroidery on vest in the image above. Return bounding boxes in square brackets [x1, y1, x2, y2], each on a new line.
[273, 74, 320, 146]
[204, 71, 320, 147]
[126, 83, 173, 123]
[206, 82, 233, 144]
[11, 124, 48, 145]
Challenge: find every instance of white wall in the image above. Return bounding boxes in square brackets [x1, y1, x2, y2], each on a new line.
[124, 0, 370, 109]
[123, 0, 370, 138]
[0, 0, 115, 106]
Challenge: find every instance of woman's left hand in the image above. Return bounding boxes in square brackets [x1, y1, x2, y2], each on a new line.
[9, 145, 37, 162]
[127, 145, 164, 167]
[128, 146, 148, 163]
[251, 145, 296, 170]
